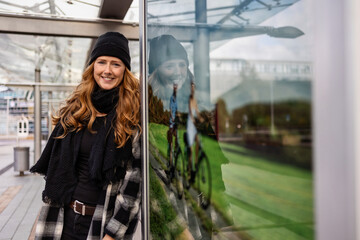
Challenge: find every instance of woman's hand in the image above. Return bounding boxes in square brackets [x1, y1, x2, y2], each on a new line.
[103, 234, 115, 240]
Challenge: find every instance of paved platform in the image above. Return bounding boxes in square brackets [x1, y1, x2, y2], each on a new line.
[0, 139, 44, 240]
[0, 138, 142, 240]
[0, 173, 43, 240]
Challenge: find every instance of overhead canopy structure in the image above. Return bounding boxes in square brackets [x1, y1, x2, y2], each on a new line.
[147, 0, 299, 25]
[146, 0, 302, 41]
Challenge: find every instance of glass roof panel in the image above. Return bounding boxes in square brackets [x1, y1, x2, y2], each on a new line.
[0, 0, 101, 19]
[0, 33, 91, 85]
[148, 0, 300, 26]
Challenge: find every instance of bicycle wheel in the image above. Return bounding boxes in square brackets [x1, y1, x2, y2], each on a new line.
[196, 152, 212, 209]
[174, 148, 184, 199]
[182, 150, 190, 190]
[165, 142, 173, 186]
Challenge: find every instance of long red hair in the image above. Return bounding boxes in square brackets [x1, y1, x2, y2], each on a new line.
[53, 62, 141, 148]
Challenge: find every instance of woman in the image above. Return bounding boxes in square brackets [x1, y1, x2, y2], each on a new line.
[186, 81, 202, 182]
[30, 32, 141, 240]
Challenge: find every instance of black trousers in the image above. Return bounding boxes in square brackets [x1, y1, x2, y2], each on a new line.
[61, 206, 93, 240]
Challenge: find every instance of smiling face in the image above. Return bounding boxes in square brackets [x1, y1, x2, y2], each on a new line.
[93, 56, 126, 90]
[157, 59, 187, 88]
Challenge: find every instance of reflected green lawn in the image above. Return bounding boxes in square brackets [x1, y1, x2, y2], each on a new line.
[221, 142, 314, 239]
[149, 123, 314, 239]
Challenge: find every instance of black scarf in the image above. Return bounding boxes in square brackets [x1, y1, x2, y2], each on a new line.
[30, 86, 133, 206]
[91, 85, 119, 114]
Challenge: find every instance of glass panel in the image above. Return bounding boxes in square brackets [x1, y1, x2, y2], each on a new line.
[0, 33, 139, 137]
[0, 34, 91, 85]
[146, 0, 314, 239]
[0, 0, 100, 19]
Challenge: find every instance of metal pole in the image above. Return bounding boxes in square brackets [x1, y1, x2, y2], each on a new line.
[34, 68, 42, 163]
[194, 0, 210, 110]
[139, 0, 149, 238]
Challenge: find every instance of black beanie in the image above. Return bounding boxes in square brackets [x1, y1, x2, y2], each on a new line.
[88, 32, 131, 70]
[148, 35, 189, 74]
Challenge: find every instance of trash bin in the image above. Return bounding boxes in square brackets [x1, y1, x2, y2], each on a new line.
[14, 146, 30, 176]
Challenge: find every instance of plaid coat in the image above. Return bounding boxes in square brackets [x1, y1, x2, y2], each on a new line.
[35, 132, 141, 240]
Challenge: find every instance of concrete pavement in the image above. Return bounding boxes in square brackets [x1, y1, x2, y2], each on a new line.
[0, 138, 142, 240]
[0, 138, 44, 240]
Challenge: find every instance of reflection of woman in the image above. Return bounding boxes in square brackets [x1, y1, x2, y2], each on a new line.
[30, 32, 141, 240]
[148, 34, 193, 113]
[187, 82, 202, 180]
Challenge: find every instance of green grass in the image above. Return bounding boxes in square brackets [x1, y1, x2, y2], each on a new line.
[149, 123, 169, 158]
[149, 167, 184, 239]
[149, 123, 314, 240]
[220, 142, 314, 239]
[220, 143, 312, 179]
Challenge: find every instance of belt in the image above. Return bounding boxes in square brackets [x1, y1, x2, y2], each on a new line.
[70, 200, 96, 216]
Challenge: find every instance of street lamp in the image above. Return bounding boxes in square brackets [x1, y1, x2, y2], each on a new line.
[266, 26, 304, 38]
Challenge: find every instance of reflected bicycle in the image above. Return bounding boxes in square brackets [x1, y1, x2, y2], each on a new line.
[167, 126, 184, 199]
[183, 132, 212, 209]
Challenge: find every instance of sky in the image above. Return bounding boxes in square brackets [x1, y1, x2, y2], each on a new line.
[210, 0, 314, 62]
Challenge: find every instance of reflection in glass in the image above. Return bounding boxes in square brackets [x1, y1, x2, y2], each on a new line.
[147, 0, 313, 239]
[148, 33, 224, 239]
[148, 35, 192, 112]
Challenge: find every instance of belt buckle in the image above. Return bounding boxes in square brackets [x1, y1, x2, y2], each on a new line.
[73, 200, 85, 216]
